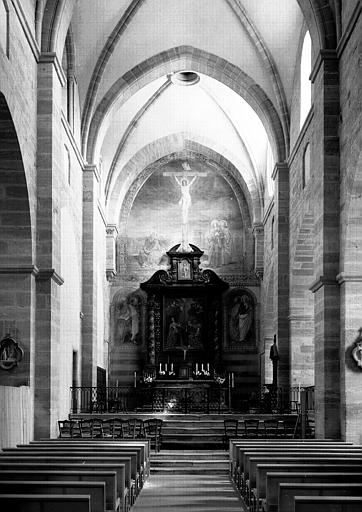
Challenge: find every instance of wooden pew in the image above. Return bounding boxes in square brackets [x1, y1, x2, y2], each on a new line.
[0, 462, 128, 512]
[264, 472, 362, 512]
[0, 454, 133, 493]
[279, 482, 362, 512]
[294, 496, 362, 512]
[0, 470, 118, 512]
[229, 440, 356, 478]
[0, 480, 105, 512]
[28, 439, 150, 479]
[0, 494, 91, 512]
[228, 439, 353, 479]
[2, 448, 140, 498]
[244, 452, 362, 503]
[255, 463, 362, 512]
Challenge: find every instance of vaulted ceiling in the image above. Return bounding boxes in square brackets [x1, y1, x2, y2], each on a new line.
[66, 0, 308, 223]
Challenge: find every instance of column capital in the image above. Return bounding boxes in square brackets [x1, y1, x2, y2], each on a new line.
[38, 52, 66, 87]
[83, 164, 100, 182]
[309, 275, 338, 293]
[310, 49, 338, 83]
[271, 161, 289, 181]
[252, 222, 264, 236]
[106, 224, 119, 237]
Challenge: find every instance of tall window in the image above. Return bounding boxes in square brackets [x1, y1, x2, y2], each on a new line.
[271, 216, 275, 249]
[0, 0, 9, 57]
[64, 145, 71, 185]
[302, 143, 311, 188]
[300, 31, 312, 129]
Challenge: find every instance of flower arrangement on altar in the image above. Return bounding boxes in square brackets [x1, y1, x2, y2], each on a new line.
[143, 375, 154, 384]
[214, 376, 226, 385]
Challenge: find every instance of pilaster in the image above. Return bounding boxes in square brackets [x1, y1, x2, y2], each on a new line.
[106, 224, 118, 280]
[81, 164, 100, 387]
[34, 53, 64, 439]
[310, 49, 340, 439]
[272, 162, 290, 389]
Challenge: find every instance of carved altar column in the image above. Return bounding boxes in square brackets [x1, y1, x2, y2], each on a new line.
[147, 296, 156, 366]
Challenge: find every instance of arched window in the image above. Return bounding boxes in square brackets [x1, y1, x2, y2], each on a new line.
[0, 1, 9, 57]
[302, 143, 311, 188]
[300, 31, 312, 129]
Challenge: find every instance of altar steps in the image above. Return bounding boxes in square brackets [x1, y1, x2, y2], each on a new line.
[150, 450, 229, 475]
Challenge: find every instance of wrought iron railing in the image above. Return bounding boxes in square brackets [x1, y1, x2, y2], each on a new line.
[70, 385, 229, 415]
[69, 385, 315, 416]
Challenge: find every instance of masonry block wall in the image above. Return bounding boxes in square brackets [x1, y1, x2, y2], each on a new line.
[0, 0, 38, 445]
[339, 3, 362, 443]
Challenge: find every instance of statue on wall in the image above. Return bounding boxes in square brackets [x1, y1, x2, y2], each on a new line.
[229, 293, 253, 343]
[114, 295, 140, 344]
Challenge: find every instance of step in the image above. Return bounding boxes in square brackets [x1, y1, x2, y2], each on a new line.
[152, 452, 228, 460]
[151, 466, 228, 475]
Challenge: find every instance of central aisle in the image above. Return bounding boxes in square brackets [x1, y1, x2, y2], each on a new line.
[133, 474, 246, 511]
[133, 450, 246, 511]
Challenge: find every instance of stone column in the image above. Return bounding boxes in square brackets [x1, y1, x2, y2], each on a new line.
[34, 53, 64, 439]
[272, 162, 290, 389]
[253, 223, 264, 278]
[106, 224, 118, 280]
[309, 50, 340, 439]
[81, 164, 100, 387]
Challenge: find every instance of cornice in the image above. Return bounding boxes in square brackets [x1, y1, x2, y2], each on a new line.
[36, 268, 64, 285]
[0, 265, 39, 275]
[336, 272, 362, 285]
[309, 275, 337, 293]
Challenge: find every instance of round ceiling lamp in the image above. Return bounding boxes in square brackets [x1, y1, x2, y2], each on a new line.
[171, 71, 200, 86]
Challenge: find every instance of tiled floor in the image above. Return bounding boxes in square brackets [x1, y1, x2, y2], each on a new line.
[133, 473, 246, 511]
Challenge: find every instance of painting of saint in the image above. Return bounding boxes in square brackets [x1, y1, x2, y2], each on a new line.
[207, 219, 235, 268]
[166, 317, 182, 347]
[164, 297, 205, 350]
[178, 258, 191, 280]
[115, 296, 140, 344]
[137, 232, 162, 268]
[229, 294, 253, 343]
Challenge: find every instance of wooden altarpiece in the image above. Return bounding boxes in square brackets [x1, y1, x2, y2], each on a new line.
[140, 244, 228, 380]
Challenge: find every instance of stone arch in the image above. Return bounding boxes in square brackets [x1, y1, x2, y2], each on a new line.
[297, 0, 337, 51]
[115, 145, 256, 274]
[107, 133, 260, 227]
[289, 210, 315, 386]
[84, 46, 287, 164]
[40, 0, 75, 56]
[0, 92, 34, 388]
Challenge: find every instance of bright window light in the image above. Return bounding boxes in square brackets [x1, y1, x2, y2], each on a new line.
[300, 31, 311, 129]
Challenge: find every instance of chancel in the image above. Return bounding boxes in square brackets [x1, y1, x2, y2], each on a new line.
[1, 1, 362, 511]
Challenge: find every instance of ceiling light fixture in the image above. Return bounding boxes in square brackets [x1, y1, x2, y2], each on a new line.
[170, 71, 200, 86]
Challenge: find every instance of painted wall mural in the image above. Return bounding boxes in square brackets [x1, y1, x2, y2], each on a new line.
[120, 159, 246, 278]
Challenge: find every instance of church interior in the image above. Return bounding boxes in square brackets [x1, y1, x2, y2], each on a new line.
[1, 0, 362, 510]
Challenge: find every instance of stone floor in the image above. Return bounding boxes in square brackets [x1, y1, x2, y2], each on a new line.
[133, 472, 246, 511]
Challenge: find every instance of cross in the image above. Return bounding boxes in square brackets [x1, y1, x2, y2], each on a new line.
[163, 162, 208, 250]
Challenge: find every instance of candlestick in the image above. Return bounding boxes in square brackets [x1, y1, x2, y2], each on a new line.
[171, 363, 173, 372]
[159, 363, 161, 372]
[134, 371, 137, 388]
[207, 363, 209, 372]
[116, 379, 119, 387]
[231, 372, 234, 388]
[196, 363, 198, 372]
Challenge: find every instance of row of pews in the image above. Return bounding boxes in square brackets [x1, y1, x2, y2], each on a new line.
[0, 437, 150, 512]
[229, 438, 362, 512]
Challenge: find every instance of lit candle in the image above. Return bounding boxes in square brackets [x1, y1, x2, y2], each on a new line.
[196, 363, 198, 372]
[201, 363, 204, 371]
[207, 363, 209, 372]
[159, 363, 162, 372]
[171, 363, 173, 372]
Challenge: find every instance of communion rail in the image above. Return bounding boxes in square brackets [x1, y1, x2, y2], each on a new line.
[70, 385, 314, 419]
